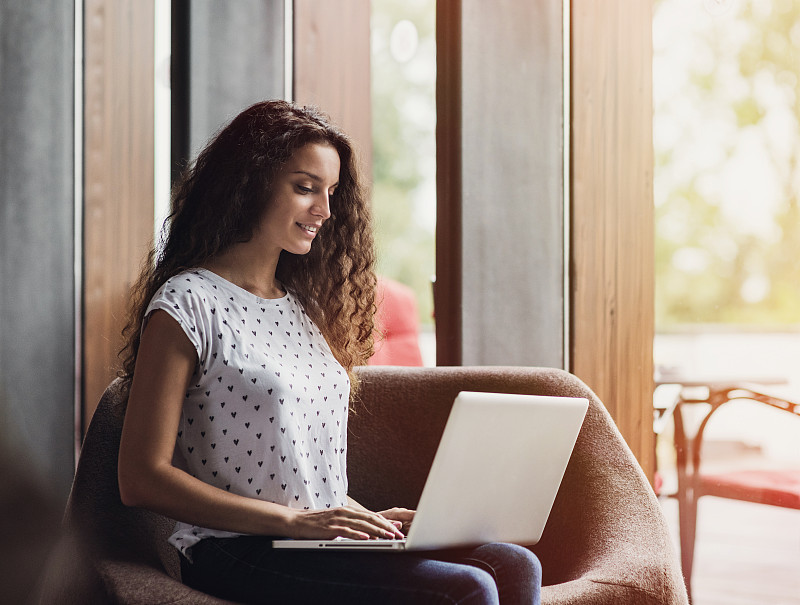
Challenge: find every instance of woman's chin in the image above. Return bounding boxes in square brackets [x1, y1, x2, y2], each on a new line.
[284, 242, 314, 256]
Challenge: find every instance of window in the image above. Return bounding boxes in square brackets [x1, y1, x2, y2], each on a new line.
[654, 0, 800, 599]
[370, 0, 436, 365]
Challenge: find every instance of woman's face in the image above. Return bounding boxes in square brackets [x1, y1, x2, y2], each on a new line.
[254, 142, 340, 257]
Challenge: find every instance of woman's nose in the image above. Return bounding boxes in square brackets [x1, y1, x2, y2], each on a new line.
[313, 193, 332, 220]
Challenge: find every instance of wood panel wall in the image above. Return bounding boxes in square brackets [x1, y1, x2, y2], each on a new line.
[83, 0, 155, 427]
[570, 0, 655, 478]
[293, 0, 372, 183]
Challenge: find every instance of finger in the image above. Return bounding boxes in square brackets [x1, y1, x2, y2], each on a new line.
[379, 508, 415, 522]
[304, 513, 375, 540]
[340, 514, 402, 538]
[374, 516, 405, 538]
[295, 509, 381, 539]
[353, 518, 401, 538]
[315, 507, 402, 539]
[346, 509, 404, 537]
[329, 525, 371, 540]
[385, 519, 405, 537]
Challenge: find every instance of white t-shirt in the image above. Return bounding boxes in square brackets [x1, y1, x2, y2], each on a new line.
[144, 268, 350, 557]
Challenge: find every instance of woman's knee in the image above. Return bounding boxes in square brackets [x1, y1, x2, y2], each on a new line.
[449, 565, 500, 605]
[503, 543, 542, 582]
[476, 543, 540, 575]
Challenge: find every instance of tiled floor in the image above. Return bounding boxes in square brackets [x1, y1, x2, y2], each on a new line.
[660, 494, 800, 604]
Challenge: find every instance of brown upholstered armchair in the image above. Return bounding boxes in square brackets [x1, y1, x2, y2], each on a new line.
[40, 366, 688, 604]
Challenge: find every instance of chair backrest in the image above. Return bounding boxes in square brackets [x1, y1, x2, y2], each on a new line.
[63, 379, 180, 579]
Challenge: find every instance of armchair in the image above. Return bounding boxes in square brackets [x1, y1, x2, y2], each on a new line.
[40, 366, 687, 604]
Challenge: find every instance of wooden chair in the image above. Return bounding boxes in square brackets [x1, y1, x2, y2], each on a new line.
[670, 383, 800, 600]
[40, 366, 688, 604]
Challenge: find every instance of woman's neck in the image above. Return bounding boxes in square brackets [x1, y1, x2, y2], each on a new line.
[203, 244, 284, 300]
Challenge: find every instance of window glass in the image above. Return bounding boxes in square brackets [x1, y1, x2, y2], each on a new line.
[370, 0, 436, 365]
[654, 0, 800, 599]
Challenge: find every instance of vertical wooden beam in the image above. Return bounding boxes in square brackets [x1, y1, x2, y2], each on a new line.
[83, 0, 155, 427]
[435, 0, 463, 366]
[570, 0, 655, 479]
[293, 0, 372, 182]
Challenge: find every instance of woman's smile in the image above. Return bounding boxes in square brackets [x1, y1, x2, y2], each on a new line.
[297, 222, 321, 236]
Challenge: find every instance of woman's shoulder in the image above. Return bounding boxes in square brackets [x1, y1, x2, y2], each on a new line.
[144, 270, 214, 357]
[148, 269, 215, 312]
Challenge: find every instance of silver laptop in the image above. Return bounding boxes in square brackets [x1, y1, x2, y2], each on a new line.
[273, 390, 588, 552]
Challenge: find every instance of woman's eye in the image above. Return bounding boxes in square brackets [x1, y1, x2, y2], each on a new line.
[297, 185, 313, 194]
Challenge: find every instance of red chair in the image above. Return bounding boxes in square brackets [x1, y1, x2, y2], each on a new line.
[670, 384, 800, 600]
[368, 277, 424, 367]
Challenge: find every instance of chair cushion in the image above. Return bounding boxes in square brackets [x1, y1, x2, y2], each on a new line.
[699, 469, 800, 508]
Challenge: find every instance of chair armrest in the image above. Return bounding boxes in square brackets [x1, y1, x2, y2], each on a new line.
[543, 578, 677, 605]
[96, 559, 235, 605]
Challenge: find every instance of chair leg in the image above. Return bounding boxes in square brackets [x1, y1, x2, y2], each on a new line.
[672, 401, 698, 602]
[678, 489, 699, 603]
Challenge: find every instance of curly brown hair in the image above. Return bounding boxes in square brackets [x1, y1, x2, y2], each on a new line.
[119, 100, 376, 389]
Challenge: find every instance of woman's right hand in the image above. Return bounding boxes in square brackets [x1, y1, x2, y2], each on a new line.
[287, 505, 404, 540]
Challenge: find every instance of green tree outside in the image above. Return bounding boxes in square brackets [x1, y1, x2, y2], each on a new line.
[654, 0, 800, 329]
[371, 0, 436, 327]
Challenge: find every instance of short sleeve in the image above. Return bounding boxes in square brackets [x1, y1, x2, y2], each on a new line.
[144, 274, 210, 364]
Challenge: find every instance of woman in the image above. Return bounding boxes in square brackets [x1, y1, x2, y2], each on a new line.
[118, 100, 541, 604]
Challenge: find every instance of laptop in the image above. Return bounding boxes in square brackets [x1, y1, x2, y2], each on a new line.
[273, 390, 588, 552]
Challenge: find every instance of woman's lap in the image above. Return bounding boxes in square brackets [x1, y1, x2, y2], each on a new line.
[181, 536, 541, 605]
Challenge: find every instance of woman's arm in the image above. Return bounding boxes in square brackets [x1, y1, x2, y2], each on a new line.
[118, 310, 400, 540]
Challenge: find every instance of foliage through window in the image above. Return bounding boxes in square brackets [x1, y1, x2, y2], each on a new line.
[654, 0, 800, 328]
[371, 0, 436, 330]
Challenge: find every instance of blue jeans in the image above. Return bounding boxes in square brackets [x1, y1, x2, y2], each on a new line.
[180, 536, 542, 604]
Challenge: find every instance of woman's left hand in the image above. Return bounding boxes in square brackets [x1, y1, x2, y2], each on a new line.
[378, 507, 415, 536]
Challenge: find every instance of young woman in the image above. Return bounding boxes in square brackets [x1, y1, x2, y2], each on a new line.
[117, 100, 541, 604]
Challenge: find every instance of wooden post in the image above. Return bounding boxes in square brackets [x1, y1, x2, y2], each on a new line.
[570, 0, 655, 479]
[83, 0, 155, 427]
